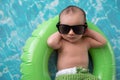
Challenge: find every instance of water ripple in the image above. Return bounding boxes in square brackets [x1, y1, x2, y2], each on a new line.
[0, 0, 120, 80]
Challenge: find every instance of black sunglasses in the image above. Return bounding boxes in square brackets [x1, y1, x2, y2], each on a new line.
[56, 22, 87, 35]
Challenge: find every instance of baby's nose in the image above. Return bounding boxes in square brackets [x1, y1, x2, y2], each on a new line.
[68, 29, 75, 35]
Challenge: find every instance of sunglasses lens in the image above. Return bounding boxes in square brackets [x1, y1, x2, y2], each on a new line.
[73, 26, 85, 34]
[58, 25, 70, 34]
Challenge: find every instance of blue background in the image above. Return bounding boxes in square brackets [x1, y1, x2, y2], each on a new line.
[0, 0, 120, 80]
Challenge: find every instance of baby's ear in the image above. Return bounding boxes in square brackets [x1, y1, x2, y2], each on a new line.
[84, 26, 88, 34]
[85, 27, 88, 31]
[83, 27, 88, 36]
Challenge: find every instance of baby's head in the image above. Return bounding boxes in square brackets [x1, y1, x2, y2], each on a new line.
[59, 5, 86, 24]
[56, 5, 87, 42]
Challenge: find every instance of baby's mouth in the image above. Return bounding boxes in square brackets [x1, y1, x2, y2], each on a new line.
[68, 36, 76, 39]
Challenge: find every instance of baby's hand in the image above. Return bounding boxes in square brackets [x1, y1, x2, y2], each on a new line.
[47, 31, 62, 49]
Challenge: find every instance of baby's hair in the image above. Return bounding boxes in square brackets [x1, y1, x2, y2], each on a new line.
[59, 5, 86, 23]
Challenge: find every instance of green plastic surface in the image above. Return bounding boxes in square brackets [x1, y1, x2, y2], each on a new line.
[20, 16, 115, 80]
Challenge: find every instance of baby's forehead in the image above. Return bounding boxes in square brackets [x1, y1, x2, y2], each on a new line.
[60, 10, 85, 21]
[60, 12, 85, 20]
[60, 13, 85, 25]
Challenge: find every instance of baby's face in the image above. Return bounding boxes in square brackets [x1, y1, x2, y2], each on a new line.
[59, 12, 85, 43]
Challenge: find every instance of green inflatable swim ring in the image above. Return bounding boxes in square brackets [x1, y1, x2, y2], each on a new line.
[20, 16, 116, 80]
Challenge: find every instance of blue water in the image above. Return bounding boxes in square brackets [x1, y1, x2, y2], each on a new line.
[0, 0, 120, 80]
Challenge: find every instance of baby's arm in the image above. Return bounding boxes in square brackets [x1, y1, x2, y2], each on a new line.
[47, 32, 62, 49]
[84, 28, 106, 48]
